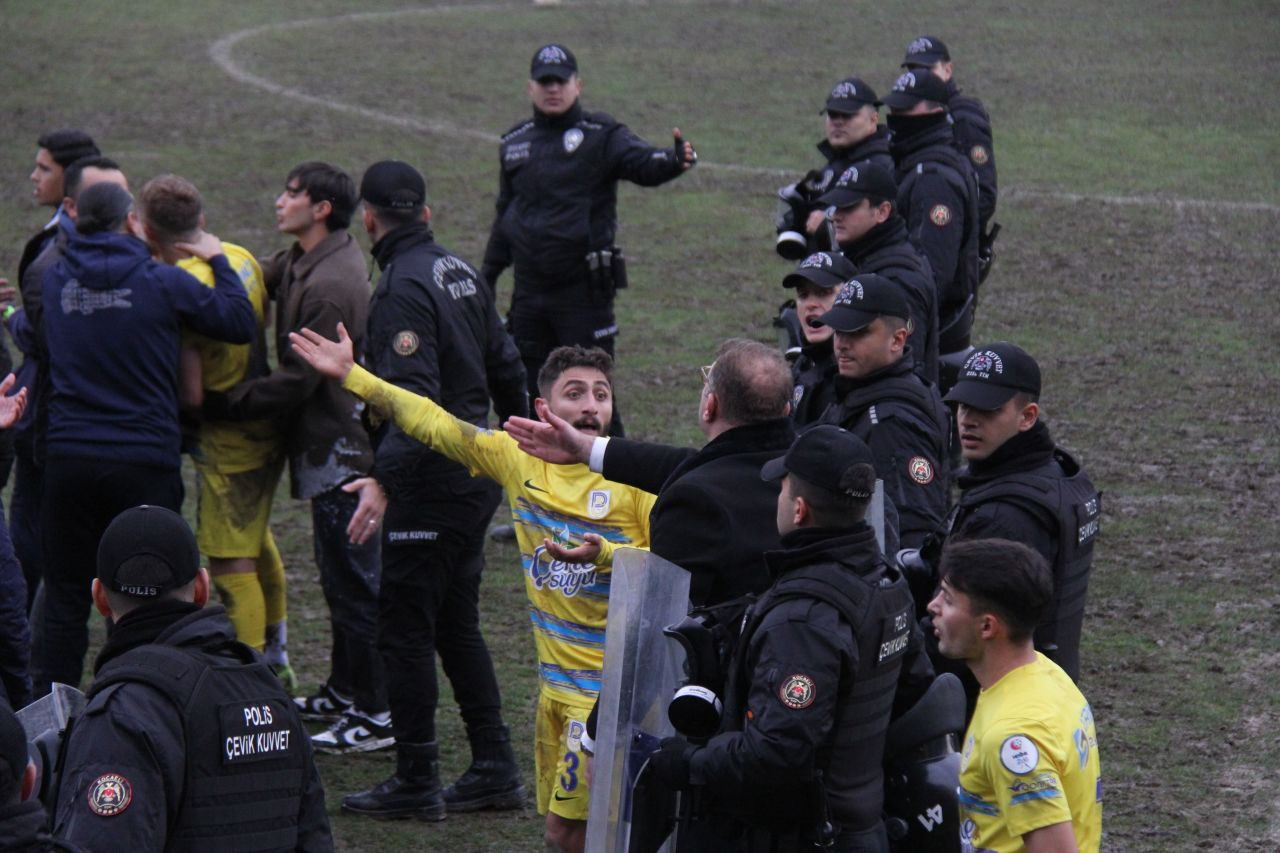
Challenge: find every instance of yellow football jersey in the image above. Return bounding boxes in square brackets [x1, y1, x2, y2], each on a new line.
[345, 366, 656, 705]
[958, 653, 1102, 852]
[179, 244, 279, 473]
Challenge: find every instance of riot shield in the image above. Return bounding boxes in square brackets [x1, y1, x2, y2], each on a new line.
[870, 479, 885, 554]
[17, 683, 87, 808]
[585, 548, 691, 853]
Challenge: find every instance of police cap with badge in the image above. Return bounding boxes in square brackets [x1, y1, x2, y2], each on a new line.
[817, 272, 910, 332]
[883, 69, 951, 110]
[900, 35, 951, 68]
[97, 505, 200, 599]
[818, 162, 898, 210]
[823, 76, 882, 115]
[531, 43, 577, 81]
[942, 342, 1041, 410]
[782, 251, 857, 291]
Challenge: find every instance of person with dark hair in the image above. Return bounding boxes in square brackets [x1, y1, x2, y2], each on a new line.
[483, 43, 696, 421]
[138, 174, 295, 690]
[648, 426, 933, 851]
[202, 161, 383, 733]
[782, 251, 857, 426]
[884, 69, 980, 358]
[52, 506, 331, 851]
[293, 327, 654, 849]
[928, 538, 1101, 852]
[775, 76, 892, 259]
[507, 337, 795, 606]
[34, 182, 254, 695]
[818, 163, 939, 383]
[305, 159, 528, 818]
[816, 274, 949, 555]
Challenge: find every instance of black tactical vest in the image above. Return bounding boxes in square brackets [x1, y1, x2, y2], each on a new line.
[896, 142, 980, 311]
[950, 448, 1101, 681]
[825, 370, 950, 461]
[88, 641, 310, 852]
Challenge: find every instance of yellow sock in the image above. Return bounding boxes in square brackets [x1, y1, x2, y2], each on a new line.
[213, 572, 266, 651]
[257, 530, 287, 626]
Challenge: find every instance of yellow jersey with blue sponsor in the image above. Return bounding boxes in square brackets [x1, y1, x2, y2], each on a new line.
[958, 653, 1101, 853]
[180, 244, 279, 473]
[344, 365, 656, 705]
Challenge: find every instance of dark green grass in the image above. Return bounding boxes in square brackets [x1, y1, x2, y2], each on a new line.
[1, 0, 1278, 849]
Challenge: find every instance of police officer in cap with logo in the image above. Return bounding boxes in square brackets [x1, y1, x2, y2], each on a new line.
[782, 251, 858, 426]
[775, 77, 892, 259]
[816, 274, 949, 555]
[482, 43, 696, 421]
[936, 343, 1100, 687]
[53, 506, 330, 851]
[884, 69, 980, 362]
[647, 426, 932, 852]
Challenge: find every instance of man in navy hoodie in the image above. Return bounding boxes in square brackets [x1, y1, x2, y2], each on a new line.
[33, 181, 255, 694]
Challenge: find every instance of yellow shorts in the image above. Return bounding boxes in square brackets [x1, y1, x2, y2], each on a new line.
[195, 456, 284, 558]
[534, 694, 593, 821]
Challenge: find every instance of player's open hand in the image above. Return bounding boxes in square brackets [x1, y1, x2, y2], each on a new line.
[504, 407, 593, 465]
[542, 532, 603, 565]
[0, 374, 28, 430]
[174, 230, 225, 262]
[291, 323, 356, 381]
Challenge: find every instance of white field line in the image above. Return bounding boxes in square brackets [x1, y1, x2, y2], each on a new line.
[209, 7, 1280, 215]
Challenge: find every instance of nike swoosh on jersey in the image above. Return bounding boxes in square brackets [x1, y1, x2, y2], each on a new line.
[524, 478, 548, 493]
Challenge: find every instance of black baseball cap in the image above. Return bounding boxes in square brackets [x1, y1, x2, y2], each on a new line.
[0, 703, 28, 791]
[761, 425, 875, 498]
[530, 43, 577, 81]
[883, 70, 950, 110]
[360, 160, 426, 210]
[97, 506, 200, 598]
[943, 342, 1042, 410]
[823, 77, 881, 114]
[782, 251, 857, 290]
[901, 35, 951, 67]
[817, 273, 909, 332]
[817, 163, 898, 209]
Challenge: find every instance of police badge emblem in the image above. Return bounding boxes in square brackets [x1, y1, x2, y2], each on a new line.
[779, 674, 816, 709]
[970, 145, 990, 166]
[563, 128, 584, 154]
[88, 773, 132, 816]
[929, 204, 952, 226]
[392, 330, 419, 356]
[908, 456, 935, 485]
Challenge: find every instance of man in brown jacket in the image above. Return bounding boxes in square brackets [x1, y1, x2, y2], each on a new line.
[205, 162, 392, 751]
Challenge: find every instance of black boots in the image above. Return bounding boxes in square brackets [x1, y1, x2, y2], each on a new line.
[442, 725, 527, 812]
[341, 741, 446, 821]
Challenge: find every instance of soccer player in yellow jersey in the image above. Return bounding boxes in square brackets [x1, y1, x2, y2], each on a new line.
[138, 176, 294, 689]
[291, 323, 654, 853]
[928, 538, 1101, 853]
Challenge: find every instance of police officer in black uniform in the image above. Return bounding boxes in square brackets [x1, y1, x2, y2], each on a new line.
[818, 163, 939, 383]
[648, 426, 933, 852]
[775, 77, 892, 259]
[784, 251, 858, 426]
[816, 274, 949, 552]
[53, 506, 331, 851]
[900, 36, 997, 244]
[342, 161, 530, 820]
[482, 43, 696, 415]
[938, 343, 1099, 685]
[884, 70, 980, 361]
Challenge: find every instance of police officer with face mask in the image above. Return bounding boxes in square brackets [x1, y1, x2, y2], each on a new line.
[482, 43, 696, 417]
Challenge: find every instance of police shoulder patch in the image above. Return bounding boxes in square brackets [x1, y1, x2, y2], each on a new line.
[999, 734, 1040, 775]
[778, 673, 816, 709]
[392, 330, 419, 356]
[908, 456, 935, 485]
[87, 773, 132, 817]
[970, 145, 990, 166]
[929, 204, 952, 226]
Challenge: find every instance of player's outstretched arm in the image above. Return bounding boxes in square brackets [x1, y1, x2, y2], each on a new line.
[504, 407, 593, 465]
[290, 323, 356, 381]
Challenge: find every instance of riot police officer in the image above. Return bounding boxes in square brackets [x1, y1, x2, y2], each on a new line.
[783, 251, 858, 426]
[648, 426, 932, 851]
[884, 69, 979, 359]
[482, 43, 696, 413]
[775, 77, 892, 259]
[53, 506, 331, 851]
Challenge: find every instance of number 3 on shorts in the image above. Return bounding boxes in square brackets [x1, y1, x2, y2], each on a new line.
[559, 750, 579, 793]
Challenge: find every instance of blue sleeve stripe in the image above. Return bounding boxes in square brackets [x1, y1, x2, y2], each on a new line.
[1010, 790, 1062, 805]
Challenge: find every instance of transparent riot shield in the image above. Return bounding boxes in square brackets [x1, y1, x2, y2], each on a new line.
[17, 683, 87, 807]
[585, 548, 691, 853]
[871, 479, 885, 553]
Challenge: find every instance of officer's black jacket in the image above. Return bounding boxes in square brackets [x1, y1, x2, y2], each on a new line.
[820, 356, 949, 548]
[53, 603, 331, 852]
[600, 418, 795, 606]
[0, 799, 83, 851]
[798, 127, 895, 205]
[482, 102, 685, 289]
[888, 112, 979, 322]
[946, 80, 997, 230]
[689, 524, 933, 840]
[365, 223, 528, 504]
[842, 215, 940, 383]
[790, 338, 837, 427]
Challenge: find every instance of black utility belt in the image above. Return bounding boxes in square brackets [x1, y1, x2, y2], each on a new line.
[586, 247, 627, 293]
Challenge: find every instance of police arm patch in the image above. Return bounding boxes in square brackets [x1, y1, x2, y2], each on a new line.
[999, 734, 1040, 775]
[778, 673, 816, 709]
[929, 204, 952, 227]
[88, 773, 132, 816]
[908, 456, 935, 485]
[970, 145, 990, 166]
[392, 330, 419, 356]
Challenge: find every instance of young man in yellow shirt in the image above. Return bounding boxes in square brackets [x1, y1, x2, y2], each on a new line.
[292, 324, 653, 853]
[928, 538, 1101, 852]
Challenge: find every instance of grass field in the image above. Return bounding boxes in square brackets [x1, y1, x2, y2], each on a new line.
[2, 0, 1278, 850]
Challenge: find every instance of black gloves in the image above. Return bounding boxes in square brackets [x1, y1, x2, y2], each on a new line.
[647, 736, 697, 790]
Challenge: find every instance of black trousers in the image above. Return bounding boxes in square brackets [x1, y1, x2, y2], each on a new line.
[377, 479, 505, 744]
[35, 456, 182, 693]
